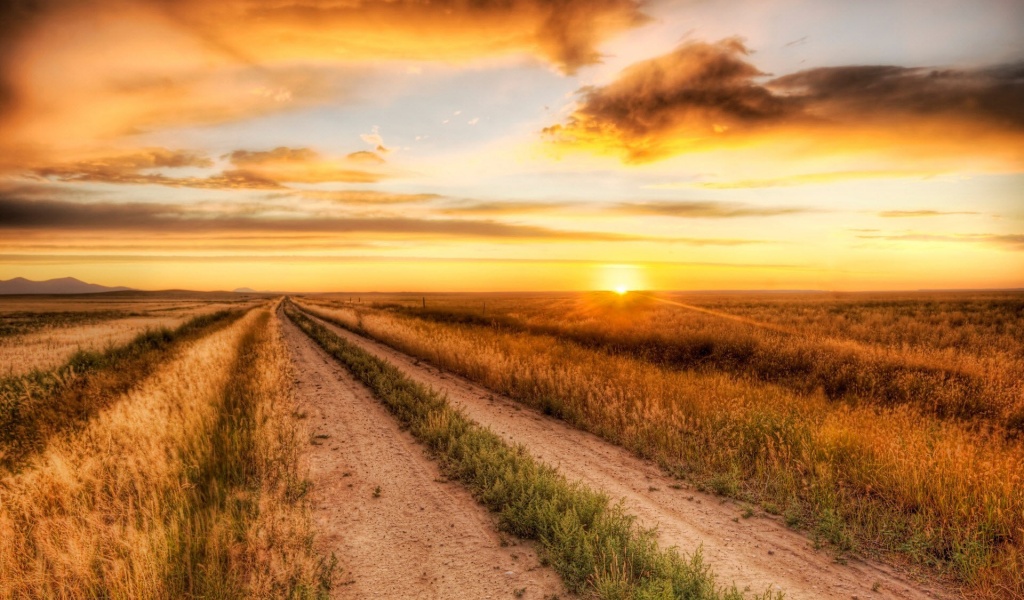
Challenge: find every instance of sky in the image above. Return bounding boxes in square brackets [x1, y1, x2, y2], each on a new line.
[0, 0, 1022, 292]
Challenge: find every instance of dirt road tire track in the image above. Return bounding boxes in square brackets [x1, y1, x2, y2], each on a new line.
[299, 308, 956, 600]
[279, 311, 569, 599]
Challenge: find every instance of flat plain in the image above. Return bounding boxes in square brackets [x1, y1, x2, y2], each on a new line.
[1, 290, 1021, 599]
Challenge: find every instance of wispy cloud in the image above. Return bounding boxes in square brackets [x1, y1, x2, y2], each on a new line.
[878, 210, 980, 218]
[224, 146, 392, 183]
[613, 201, 811, 218]
[294, 190, 442, 205]
[0, 254, 805, 271]
[436, 201, 573, 215]
[25, 146, 391, 189]
[855, 232, 1024, 250]
[0, 192, 775, 248]
[29, 148, 283, 189]
[686, 170, 940, 189]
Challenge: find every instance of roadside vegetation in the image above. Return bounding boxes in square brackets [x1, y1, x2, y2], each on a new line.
[0, 310, 132, 338]
[0, 305, 333, 599]
[286, 302, 777, 600]
[0, 300, 256, 377]
[0, 308, 246, 473]
[297, 293, 1024, 598]
[367, 293, 1024, 430]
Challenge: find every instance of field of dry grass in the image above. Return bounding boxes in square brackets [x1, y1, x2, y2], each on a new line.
[297, 291, 1024, 598]
[0, 296, 331, 599]
[0, 295, 260, 377]
[3, 289, 1018, 599]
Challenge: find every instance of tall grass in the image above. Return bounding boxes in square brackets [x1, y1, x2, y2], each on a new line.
[285, 303, 777, 600]
[364, 294, 1023, 430]
[0, 301, 256, 377]
[297, 298, 1024, 598]
[0, 310, 130, 338]
[0, 307, 332, 598]
[0, 308, 246, 473]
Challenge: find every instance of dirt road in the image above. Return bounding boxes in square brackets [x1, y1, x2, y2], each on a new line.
[300, 309, 955, 600]
[279, 311, 568, 599]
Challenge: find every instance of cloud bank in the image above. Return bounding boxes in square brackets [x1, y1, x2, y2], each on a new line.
[544, 39, 1024, 164]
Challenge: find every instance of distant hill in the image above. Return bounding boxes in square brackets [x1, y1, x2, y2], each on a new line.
[0, 277, 134, 295]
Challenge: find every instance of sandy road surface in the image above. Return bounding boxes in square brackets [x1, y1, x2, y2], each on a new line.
[301, 309, 956, 600]
[279, 311, 568, 599]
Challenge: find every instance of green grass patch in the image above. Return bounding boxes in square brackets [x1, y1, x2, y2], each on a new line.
[168, 310, 333, 599]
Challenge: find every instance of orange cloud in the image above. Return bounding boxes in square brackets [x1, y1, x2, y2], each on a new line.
[28, 148, 283, 189]
[0, 0, 647, 166]
[160, 0, 648, 73]
[543, 39, 1024, 165]
[226, 146, 392, 184]
[23, 146, 392, 188]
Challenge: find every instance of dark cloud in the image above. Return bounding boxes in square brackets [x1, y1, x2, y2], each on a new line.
[769, 63, 1024, 130]
[545, 39, 1024, 162]
[0, 194, 639, 241]
[527, 0, 650, 73]
[0, 254, 805, 271]
[543, 39, 798, 160]
[614, 200, 810, 218]
[0, 193, 772, 246]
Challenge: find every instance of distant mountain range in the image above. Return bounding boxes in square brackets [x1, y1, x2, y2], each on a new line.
[0, 277, 134, 295]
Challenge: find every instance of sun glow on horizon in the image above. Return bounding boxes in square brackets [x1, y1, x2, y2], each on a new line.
[598, 264, 646, 295]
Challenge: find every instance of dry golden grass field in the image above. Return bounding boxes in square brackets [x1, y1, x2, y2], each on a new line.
[296, 290, 1024, 599]
[1, 290, 1021, 599]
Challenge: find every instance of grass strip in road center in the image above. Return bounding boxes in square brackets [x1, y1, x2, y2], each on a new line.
[285, 303, 779, 600]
